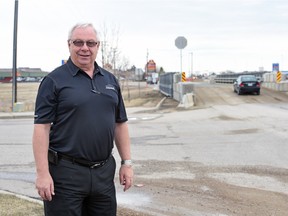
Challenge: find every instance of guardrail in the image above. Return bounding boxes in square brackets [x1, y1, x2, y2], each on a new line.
[213, 71, 268, 84]
[212, 77, 235, 84]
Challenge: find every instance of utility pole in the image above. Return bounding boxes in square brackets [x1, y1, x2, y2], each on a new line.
[146, 49, 149, 68]
[12, 0, 19, 111]
[145, 49, 149, 76]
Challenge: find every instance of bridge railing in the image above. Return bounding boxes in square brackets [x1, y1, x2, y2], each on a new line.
[212, 71, 268, 84]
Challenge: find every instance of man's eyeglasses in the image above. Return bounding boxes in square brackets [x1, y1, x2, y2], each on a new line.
[70, 40, 99, 48]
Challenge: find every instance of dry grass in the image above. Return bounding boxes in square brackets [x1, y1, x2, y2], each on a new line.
[0, 193, 43, 216]
[0, 82, 162, 112]
[0, 193, 151, 216]
[0, 82, 39, 112]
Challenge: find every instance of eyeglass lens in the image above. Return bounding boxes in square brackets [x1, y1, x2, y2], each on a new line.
[72, 40, 98, 47]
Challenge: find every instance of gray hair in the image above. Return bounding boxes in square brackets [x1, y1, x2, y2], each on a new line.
[68, 23, 100, 41]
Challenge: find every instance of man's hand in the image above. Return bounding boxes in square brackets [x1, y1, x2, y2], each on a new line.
[35, 172, 55, 201]
[119, 165, 134, 191]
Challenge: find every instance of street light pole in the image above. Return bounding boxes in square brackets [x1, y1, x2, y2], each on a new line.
[12, 0, 19, 111]
[190, 52, 193, 77]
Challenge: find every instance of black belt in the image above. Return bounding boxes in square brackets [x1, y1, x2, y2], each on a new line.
[58, 153, 111, 169]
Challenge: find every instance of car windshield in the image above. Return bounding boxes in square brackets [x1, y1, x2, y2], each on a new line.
[241, 76, 257, 82]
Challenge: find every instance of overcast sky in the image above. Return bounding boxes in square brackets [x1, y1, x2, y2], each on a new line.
[1, 0, 288, 74]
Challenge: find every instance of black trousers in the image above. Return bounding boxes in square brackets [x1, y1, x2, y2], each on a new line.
[44, 156, 117, 216]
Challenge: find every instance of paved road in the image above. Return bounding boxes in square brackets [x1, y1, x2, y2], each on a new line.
[1, 84, 288, 215]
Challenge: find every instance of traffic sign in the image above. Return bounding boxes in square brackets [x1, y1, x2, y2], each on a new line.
[272, 63, 279, 72]
[175, 36, 187, 49]
[175, 36, 188, 73]
[276, 71, 282, 83]
[181, 72, 186, 82]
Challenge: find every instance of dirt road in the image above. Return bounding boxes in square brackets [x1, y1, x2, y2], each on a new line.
[120, 83, 288, 216]
[193, 82, 288, 108]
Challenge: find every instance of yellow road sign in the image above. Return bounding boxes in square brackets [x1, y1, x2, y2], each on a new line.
[181, 72, 186, 82]
[276, 71, 282, 83]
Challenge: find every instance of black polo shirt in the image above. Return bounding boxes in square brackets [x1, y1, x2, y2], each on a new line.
[34, 58, 128, 161]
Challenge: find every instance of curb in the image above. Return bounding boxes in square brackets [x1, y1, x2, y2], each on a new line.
[155, 97, 167, 109]
[0, 190, 42, 205]
[0, 112, 34, 119]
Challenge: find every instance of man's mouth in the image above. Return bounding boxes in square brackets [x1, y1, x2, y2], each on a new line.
[79, 54, 90, 57]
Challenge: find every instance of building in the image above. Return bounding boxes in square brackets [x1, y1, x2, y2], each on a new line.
[0, 67, 49, 82]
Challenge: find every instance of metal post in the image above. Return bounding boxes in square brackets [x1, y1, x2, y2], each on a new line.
[180, 49, 182, 73]
[12, 0, 19, 111]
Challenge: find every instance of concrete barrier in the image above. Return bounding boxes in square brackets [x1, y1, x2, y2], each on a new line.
[262, 72, 288, 92]
[173, 82, 195, 102]
[178, 93, 195, 108]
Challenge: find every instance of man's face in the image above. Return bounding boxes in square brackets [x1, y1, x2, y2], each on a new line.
[68, 26, 100, 69]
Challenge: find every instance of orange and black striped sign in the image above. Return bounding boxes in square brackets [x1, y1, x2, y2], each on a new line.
[276, 71, 282, 83]
[181, 72, 186, 82]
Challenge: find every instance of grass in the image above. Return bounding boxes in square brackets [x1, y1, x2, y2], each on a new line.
[0, 193, 43, 216]
[0, 82, 162, 112]
[0, 193, 151, 216]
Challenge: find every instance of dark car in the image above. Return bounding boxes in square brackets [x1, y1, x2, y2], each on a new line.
[233, 75, 261, 95]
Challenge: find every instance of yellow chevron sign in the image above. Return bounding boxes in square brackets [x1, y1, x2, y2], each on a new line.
[181, 72, 186, 82]
[276, 71, 282, 83]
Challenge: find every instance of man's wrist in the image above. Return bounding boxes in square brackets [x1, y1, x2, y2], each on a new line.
[121, 159, 132, 167]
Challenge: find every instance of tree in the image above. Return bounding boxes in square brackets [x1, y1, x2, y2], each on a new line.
[99, 23, 130, 75]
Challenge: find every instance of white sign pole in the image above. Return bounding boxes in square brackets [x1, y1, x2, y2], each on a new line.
[175, 36, 187, 73]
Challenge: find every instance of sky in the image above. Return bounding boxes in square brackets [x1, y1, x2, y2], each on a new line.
[1, 0, 288, 75]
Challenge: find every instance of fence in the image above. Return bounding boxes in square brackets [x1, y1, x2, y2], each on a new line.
[159, 72, 176, 97]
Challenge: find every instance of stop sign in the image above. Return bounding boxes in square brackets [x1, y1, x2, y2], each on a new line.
[175, 36, 187, 49]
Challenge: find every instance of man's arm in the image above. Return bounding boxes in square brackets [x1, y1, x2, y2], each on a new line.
[32, 123, 54, 201]
[114, 122, 134, 191]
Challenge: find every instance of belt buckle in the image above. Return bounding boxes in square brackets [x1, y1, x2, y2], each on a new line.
[90, 162, 101, 169]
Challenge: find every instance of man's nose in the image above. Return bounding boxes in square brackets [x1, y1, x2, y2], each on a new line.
[81, 43, 89, 49]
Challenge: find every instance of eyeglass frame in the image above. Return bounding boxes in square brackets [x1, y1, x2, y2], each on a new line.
[69, 39, 100, 48]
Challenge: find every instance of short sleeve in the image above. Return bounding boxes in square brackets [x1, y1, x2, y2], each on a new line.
[34, 76, 58, 124]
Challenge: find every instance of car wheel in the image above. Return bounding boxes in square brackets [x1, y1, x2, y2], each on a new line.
[256, 90, 260, 95]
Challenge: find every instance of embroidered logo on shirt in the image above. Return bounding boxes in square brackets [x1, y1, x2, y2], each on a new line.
[106, 85, 116, 91]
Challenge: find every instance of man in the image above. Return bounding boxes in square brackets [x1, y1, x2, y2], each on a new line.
[32, 23, 133, 216]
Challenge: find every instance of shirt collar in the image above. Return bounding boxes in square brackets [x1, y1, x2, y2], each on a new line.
[66, 58, 104, 77]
